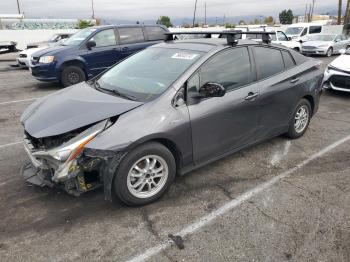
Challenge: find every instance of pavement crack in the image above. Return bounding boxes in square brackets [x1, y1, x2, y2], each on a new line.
[216, 183, 234, 199]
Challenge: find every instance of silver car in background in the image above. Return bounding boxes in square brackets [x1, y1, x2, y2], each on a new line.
[301, 34, 350, 57]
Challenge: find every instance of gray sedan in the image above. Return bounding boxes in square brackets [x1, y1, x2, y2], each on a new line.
[301, 34, 350, 57]
[20, 34, 323, 206]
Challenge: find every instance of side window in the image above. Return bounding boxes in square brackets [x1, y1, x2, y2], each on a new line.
[254, 47, 285, 79]
[335, 35, 341, 41]
[118, 27, 145, 44]
[341, 35, 347, 40]
[309, 26, 322, 34]
[198, 47, 253, 92]
[282, 51, 296, 69]
[146, 27, 166, 41]
[301, 28, 308, 36]
[277, 32, 288, 41]
[90, 29, 116, 47]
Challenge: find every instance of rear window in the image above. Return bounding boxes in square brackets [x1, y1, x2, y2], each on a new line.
[253, 47, 285, 79]
[282, 51, 295, 69]
[146, 26, 167, 41]
[118, 27, 145, 44]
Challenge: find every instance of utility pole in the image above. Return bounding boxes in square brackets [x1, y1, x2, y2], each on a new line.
[16, 0, 21, 14]
[192, 0, 198, 27]
[223, 14, 226, 25]
[91, 0, 95, 19]
[310, 0, 316, 21]
[304, 4, 308, 22]
[204, 2, 207, 25]
[338, 0, 343, 25]
[345, 0, 350, 24]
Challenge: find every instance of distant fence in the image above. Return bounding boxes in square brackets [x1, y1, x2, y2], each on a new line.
[0, 29, 78, 50]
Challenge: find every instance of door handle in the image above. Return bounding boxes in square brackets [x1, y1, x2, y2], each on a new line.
[290, 78, 300, 84]
[121, 47, 129, 51]
[244, 92, 259, 101]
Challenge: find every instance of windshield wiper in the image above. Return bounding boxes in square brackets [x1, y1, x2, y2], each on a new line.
[92, 80, 138, 101]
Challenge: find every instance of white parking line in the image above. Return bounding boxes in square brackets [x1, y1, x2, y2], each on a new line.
[0, 97, 40, 106]
[0, 141, 22, 149]
[126, 134, 350, 262]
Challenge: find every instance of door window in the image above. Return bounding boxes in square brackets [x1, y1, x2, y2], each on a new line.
[198, 47, 253, 92]
[281, 51, 296, 69]
[90, 29, 116, 47]
[309, 26, 322, 34]
[146, 26, 167, 41]
[277, 31, 288, 41]
[254, 47, 285, 79]
[335, 35, 341, 42]
[301, 28, 308, 36]
[118, 27, 145, 44]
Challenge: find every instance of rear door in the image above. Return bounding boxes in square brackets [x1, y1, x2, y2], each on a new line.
[252, 46, 301, 139]
[117, 27, 150, 59]
[81, 28, 120, 76]
[187, 47, 260, 164]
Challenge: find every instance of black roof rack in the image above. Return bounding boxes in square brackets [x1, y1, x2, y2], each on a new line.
[164, 30, 276, 45]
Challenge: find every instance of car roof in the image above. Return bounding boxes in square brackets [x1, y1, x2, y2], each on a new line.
[154, 38, 292, 53]
[90, 24, 167, 30]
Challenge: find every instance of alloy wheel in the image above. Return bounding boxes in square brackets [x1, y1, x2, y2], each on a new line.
[294, 105, 309, 133]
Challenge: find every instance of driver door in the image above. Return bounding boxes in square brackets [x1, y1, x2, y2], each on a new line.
[187, 47, 260, 164]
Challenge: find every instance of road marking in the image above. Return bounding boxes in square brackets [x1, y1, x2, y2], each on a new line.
[126, 134, 350, 262]
[270, 141, 291, 166]
[0, 97, 39, 106]
[0, 141, 22, 149]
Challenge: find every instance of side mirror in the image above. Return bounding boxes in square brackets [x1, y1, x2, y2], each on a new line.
[86, 40, 96, 50]
[199, 82, 226, 98]
[287, 37, 292, 41]
[339, 49, 346, 55]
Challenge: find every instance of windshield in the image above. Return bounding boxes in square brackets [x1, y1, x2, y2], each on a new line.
[96, 47, 203, 102]
[63, 28, 96, 46]
[285, 27, 304, 35]
[306, 35, 335, 41]
[48, 34, 59, 42]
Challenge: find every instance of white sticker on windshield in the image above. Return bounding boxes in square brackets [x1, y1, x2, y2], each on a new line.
[171, 52, 198, 60]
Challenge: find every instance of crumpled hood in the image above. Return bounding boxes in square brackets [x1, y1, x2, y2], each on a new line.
[21, 82, 143, 138]
[302, 41, 331, 47]
[330, 54, 350, 71]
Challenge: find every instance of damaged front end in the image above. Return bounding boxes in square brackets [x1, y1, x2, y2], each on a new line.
[22, 119, 121, 198]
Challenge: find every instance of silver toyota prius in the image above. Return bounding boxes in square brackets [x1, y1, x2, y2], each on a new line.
[20, 32, 323, 206]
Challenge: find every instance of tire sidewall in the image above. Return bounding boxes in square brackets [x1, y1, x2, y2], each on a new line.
[61, 65, 86, 87]
[287, 99, 312, 139]
[113, 142, 176, 206]
[326, 47, 333, 57]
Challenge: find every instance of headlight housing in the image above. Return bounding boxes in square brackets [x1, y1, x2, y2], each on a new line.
[39, 55, 55, 64]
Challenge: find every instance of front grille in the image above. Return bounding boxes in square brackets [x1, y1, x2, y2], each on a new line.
[303, 46, 316, 50]
[19, 54, 27, 58]
[330, 75, 350, 90]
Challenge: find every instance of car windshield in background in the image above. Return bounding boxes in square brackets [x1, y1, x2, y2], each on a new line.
[307, 35, 335, 41]
[285, 27, 303, 35]
[96, 47, 203, 102]
[48, 34, 59, 42]
[63, 28, 96, 46]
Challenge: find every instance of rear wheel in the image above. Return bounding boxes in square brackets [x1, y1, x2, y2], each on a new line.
[286, 99, 312, 139]
[61, 65, 86, 87]
[113, 142, 176, 206]
[326, 47, 333, 57]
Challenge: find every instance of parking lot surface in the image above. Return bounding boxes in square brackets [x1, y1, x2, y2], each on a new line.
[0, 53, 349, 262]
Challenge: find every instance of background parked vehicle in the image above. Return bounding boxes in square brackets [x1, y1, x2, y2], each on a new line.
[29, 25, 169, 87]
[301, 34, 350, 57]
[323, 49, 350, 92]
[21, 32, 323, 206]
[0, 41, 17, 52]
[26, 33, 72, 49]
[285, 23, 323, 42]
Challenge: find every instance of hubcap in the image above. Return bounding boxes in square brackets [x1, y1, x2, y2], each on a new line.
[294, 105, 309, 133]
[67, 71, 80, 84]
[127, 155, 168, 199]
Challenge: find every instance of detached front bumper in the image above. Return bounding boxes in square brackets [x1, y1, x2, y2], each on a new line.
[323, 67, 350, 93]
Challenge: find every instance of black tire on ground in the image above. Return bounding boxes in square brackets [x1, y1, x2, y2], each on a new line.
[326, 47, 333, 57]
[286, 99, 312, 139]
[61, 65, 86, 87]
[113, 142, 176, 206]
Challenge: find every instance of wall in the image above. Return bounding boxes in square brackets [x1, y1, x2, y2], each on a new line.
[0, 29, 78, 50]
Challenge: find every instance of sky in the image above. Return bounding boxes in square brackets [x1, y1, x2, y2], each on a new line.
[0, 0, 344, 21]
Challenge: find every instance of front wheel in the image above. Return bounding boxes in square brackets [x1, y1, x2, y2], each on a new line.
[286, 99, 312, 139]
[113, 142, 176, 206]
[326, 47, 333, 57]
[61, 65, 86, 87]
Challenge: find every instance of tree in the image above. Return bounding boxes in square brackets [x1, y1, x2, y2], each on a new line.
[253, 18, 260, 24]
[156, 16, 173, 28]
[344, 0, 350, 24]
[238, 20, 246, 25]
[264, 16, 274, 25]
[78, 20, 93, 29]
[338, 0, 342, 25]
[225, 23, 236, 29]
[279, 9, 294, 24]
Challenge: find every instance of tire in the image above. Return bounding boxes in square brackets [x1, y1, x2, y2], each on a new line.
[293, 47, 300, 53]
[61, 65, 86, 87]
[326, 47, 333, 57]
[113, 142, 176, 206]
[286, 99, 312, 139]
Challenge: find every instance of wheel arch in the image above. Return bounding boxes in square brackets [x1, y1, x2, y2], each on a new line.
[302, 95, 315, 116]
[59, 59, 88, 79]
